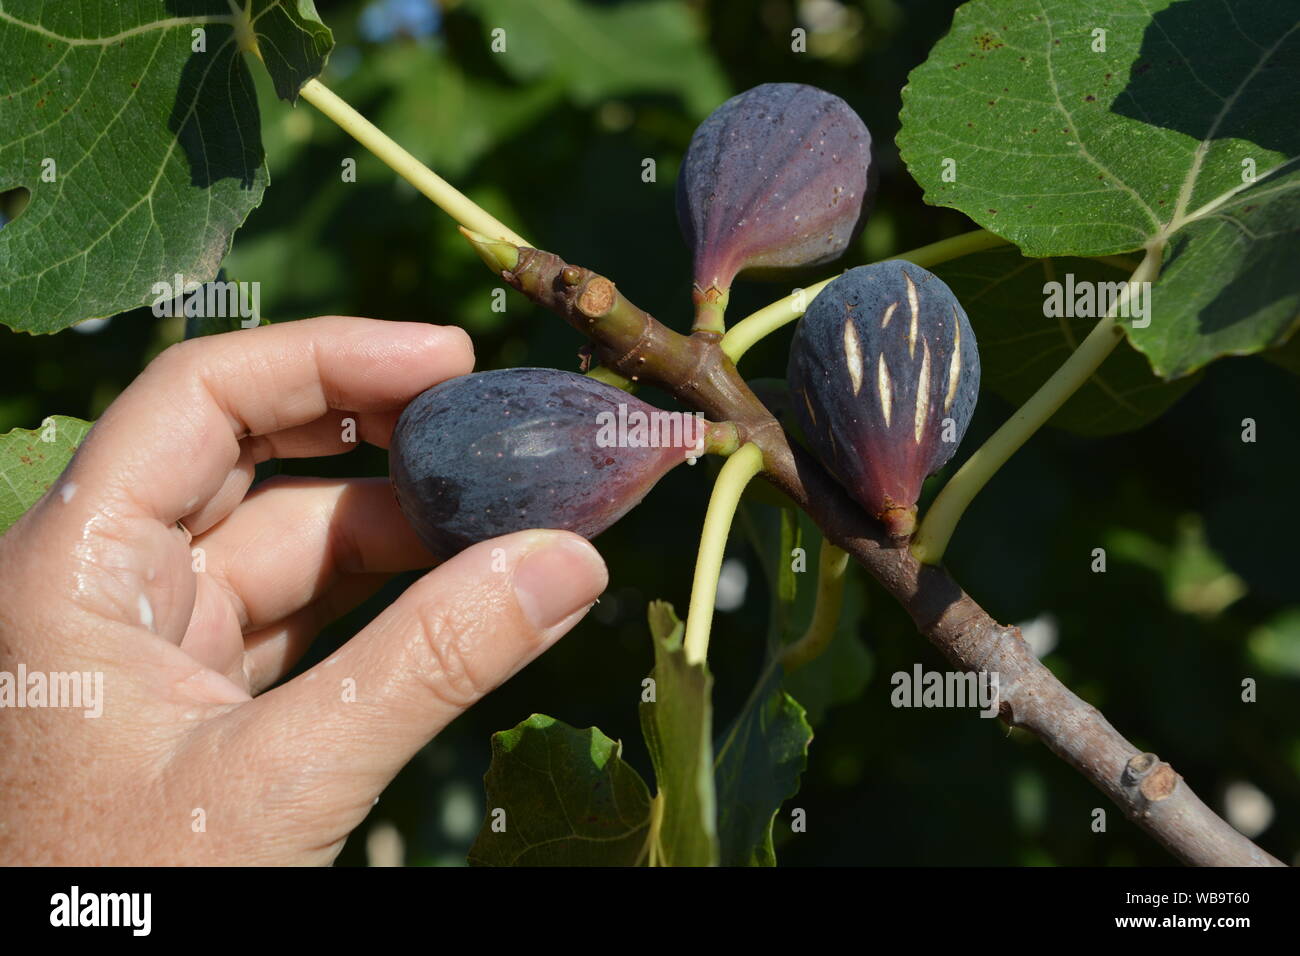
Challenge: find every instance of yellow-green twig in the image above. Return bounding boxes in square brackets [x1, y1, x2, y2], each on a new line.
[911, 243, 1165, 564]
[683, 443, 765, 664]
[721, 228, 1009, 363]
[298, 78, 528, 247]
[781, 539, 850, 671]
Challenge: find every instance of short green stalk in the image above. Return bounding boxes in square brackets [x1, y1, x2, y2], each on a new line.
[702, 421, 744, 458]
[298, 79, 527, 247]
[781, 539, 850, 671]
[691, 287, 730, 337]
[461, 227, 521, 272]
[911, 243, 1165, 564]
[720, 276, 835, 365]
[683, 443, 765, 664]
[586, 365, 636, 390]
[721, 228, 1009, 363]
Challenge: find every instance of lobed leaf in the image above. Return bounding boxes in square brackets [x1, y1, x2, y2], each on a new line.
[0, 1, 332, 333]
[713, 664, 813, 866]
[468, 714, 652, 866]
[932, 245, 1198, 434]
[0, 415, 92, 534]
[899, 0, 1300, 379]
[639, 600, 718, 866]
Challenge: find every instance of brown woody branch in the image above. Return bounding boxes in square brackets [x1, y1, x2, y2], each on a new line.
[495, 242, 1284, 867]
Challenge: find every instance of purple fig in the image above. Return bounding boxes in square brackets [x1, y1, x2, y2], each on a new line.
[787, 261, 980, 538]
[390, 368, 707, 558]
[677, 83, 875, 325]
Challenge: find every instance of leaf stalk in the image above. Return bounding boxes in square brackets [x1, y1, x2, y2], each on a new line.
[720, 228, 1009, 363]
[684, 443, 765, 664]
[781, 539, 851, 671]
[298, 80, 527, 247]
[911, 243, 1166, 563]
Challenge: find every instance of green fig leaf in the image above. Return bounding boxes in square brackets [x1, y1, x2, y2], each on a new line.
[713, 663, 812, 866]
[468, 714, 652, 866]
[0, 415, 92, 535]
[0, 1, 332, 333]
[463, 0, 728, 116]
[639, 600, 718, 866]
[933, 246, 1198, 434]
[899, 0, 1300, 379]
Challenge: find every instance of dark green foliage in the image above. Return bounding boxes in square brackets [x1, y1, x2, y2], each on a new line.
[3, 0, 1296, 869]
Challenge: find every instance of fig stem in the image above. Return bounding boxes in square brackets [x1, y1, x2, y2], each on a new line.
[911, 243, 1165, 564]
[719, 228, 1010, 363]
[780, 539, 851, 672]
[297, 79, 528, 247]
[477, 236, 1278, 865]
[586, 365, 636, 391]
[459, 229, 640, 390]
[691, 288, 730, 336]
[460, 227, 522, 272]
[702, 421, 744, 457]
[683, 443, 765, 664]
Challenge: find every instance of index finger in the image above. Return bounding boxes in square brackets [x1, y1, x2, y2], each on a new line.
[66, 317, 473, 525]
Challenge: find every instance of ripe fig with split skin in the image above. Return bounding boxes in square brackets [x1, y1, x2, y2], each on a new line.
[787, 261, 980, 538]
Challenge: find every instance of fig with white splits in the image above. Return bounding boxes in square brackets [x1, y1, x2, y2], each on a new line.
[787, 261, 980, 538]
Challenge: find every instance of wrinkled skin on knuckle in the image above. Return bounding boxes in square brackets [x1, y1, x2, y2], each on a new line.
[0, 471, 184, 646]
[406, 584, 516, 711]
[73, 515, 192, 637]
[408, 604, 489, 711]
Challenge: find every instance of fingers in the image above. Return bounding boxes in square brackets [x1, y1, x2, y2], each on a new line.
[180, 412, 406, 537]
[241, 531, 607, 793]
[241, 573, 390, 695]
[194, 476, 430, 631]
[182, 476, 431, 685]
[63, 318, 473, 529]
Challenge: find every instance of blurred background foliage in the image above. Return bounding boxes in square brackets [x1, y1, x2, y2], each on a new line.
[2, 0, 1297, 866]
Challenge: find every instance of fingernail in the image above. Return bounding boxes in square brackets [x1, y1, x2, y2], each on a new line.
[514, 533, 608, 634]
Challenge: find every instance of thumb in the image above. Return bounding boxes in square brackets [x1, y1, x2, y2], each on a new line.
[243, 529, 607, 794]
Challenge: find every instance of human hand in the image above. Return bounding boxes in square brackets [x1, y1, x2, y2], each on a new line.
[0, 317, 608, 864]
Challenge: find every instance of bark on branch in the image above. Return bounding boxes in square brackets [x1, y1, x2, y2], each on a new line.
[496, 244, 1284, 867]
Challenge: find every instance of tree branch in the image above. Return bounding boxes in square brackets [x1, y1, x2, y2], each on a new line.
[484, 239, 1284, 867]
